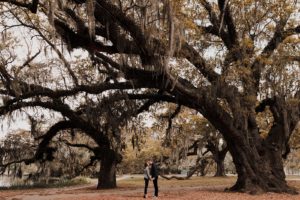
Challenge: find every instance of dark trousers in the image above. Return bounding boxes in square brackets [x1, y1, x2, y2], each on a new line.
[144, 178, 149, 195]
[153, 177, 158, 197]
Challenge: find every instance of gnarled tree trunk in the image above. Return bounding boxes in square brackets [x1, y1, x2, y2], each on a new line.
[97, 148, 118, 189]
[224, 97, 299, 194]
[228, 141, 290, 194]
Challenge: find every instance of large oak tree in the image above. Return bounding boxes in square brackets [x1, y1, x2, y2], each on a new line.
[1, 0, 300, 194]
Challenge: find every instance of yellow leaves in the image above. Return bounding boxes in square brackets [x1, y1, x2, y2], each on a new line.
[171, 0, 185, 14]
[241, 37, 254, 49]
[183, 18, 198, 31]
[283, 36, 300, 44]
[256, 106, 274, 139]
[256, 56, 273, 65]
[172, 2, 198, 32]
[285, 4, 294, 14]
[259, 130, 269, 139]
[243, 0, 255, 6]
[231, 65, 252, 77]
[266, 23, 276, 32]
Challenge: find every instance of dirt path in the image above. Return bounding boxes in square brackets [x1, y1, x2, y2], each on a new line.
[1, 176, 300, 200]
[3, 184, 300, 200]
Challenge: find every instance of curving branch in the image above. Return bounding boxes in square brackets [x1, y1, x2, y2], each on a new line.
[2, 78, 159, 109]
[255, 98, 275, 113]
[79, 1, 221, 85]
[160, 160, 203, 180]
[200, 0, 220, 30]
[199, 0, 235, 49]
[0, 158, 35, 173]
[251, 17, 300, 92]
[136, 90, 165, 113]
[53, 7, 140, 55]
[0, 0, 39, 13]
[58, 138, 100, 176]
[177, 42, 220, 84]
[35, 120, 75, 161]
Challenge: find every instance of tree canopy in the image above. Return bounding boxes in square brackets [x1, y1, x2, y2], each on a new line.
[0, 0, 300, 194]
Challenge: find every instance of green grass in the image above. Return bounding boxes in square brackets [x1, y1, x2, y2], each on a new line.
[0, 176, 91, 190]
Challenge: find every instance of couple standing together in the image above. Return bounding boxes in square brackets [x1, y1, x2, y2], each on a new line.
[144, 159, 159, 198]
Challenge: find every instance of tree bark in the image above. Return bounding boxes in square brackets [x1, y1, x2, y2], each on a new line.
[201, 96, 300, 194]
[199, 158, 210, 176]
[215, 158, 225, 177]
[214, 147, 228, 177]
[205, 140, 228, 177]
[97, 148, 117, 189]
[226, 128, 296, 194]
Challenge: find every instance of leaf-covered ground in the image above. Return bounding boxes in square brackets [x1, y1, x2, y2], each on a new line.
[1, 176, 300, 200]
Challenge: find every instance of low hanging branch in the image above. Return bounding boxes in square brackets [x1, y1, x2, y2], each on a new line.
[160, 166, 198, 180]
[160, 156, 213, 180]
[0, 158, 35, 175]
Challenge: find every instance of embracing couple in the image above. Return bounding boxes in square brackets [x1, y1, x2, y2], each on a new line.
[143, 159, 159, 198]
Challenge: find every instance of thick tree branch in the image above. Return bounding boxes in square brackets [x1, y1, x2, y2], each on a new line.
[255, 98, 275, 113]
[199, 0, 235, 49]
[61, 140, 95, 152]
[53, 19, 118, 54]
[200, 0, 220, 30]
[3, 79, 158, 108]
[0, 0, 39, 13]
[251, 17, 299, 92]
[218, 0, 238, 46]
[0, 100, 108, 145]
[35, 120, 75, 161]
[177, 42, 220, 84]
[0, 158, 35, 172]
[160, 161, 201, 180]
[94, 0, 149, 58]
[136, 90, 164, 113]
[127, 93, 177, 104]
[51, 1, 222, 86]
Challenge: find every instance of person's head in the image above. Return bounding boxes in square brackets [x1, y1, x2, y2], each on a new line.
[144, 159, 150, 167]
[149, 158, 153, 165]
[150, 156, 157, 164]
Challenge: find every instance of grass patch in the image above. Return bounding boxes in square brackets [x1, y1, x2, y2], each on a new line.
[0, 176, 91, 190]
[118, 176, 237, 188]
[118, 175, 300, 191]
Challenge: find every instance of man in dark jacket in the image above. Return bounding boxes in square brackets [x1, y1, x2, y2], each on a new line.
[150, 159, 159, 198]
